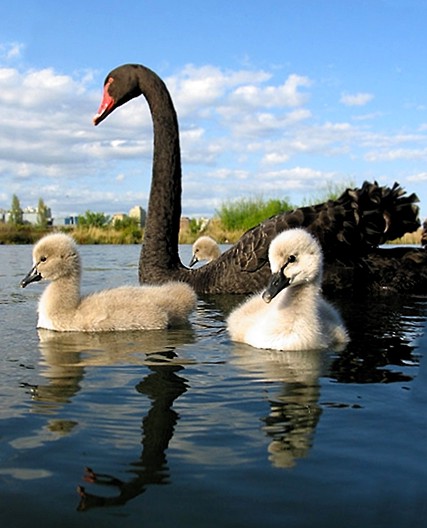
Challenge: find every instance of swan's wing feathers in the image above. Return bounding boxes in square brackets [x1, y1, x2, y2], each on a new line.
[313, 181, 420, 255]
[354, 181, 420, 244]
[231, 213, 298, 272]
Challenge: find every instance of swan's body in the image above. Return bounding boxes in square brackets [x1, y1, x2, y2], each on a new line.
[94, 63, 427, 295]
[21, 233, 196, 332]
[227, 229, 349, 350]
[189, 236, 221, 267]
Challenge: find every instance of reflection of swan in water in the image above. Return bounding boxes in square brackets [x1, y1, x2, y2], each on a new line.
[28, 327, 195, 414]
[37, 326, 195, 371]
[329, 294, 427, 384]
[21, 233, 197, 331]
[231, 343, 328, 468]
[25, 329, 193, 510]
[189, 236, 221, 267]
[77, 361, 188, 510]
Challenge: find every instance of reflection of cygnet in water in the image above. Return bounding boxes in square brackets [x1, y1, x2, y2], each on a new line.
[231, 344, 328, 468]
[34, 326, 195, 408]
[227, 228, 349, 351]
[189, 236, 221, 267]
[21, 233, 197, 332]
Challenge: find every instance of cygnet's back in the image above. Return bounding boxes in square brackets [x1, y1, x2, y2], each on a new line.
[189, 236, 221, 267]
[227, 228, 349, 351]
[21, 233, 197, 332]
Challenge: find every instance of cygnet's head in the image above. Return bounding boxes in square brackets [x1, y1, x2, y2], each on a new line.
[189, 236, 221, 267]
[262, 229, 323, 303]
[21, 233, 81, 288]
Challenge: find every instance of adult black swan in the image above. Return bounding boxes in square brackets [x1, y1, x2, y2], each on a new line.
[93, 63, 427, 295]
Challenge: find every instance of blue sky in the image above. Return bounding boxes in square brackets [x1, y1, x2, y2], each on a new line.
[1, 0, 427, 223]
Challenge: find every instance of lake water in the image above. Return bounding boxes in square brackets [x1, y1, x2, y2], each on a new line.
[1, 243, 427, 528]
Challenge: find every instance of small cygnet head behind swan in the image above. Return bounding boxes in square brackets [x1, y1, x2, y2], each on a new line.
[262, 229, 323, 303]
[21, 233, 81, 287]
[189, 236, 221, 267]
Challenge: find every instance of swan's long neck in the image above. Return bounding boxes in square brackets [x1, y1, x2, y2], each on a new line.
[137, 66, 183, 281]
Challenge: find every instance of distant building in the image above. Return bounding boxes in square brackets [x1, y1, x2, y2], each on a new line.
[52, 215, 79, 226]
[129, 206, 146, 227]
[111, 213, 127, 224]
[1, 203, 148, 228]
[22, 209, 38, 225]
[180, 217, 191, 232]
[0, 205, 53, 225]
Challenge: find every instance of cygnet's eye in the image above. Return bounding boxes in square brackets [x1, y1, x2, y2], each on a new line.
[288, 254, 296, 264]
[40, 256, 47, 263]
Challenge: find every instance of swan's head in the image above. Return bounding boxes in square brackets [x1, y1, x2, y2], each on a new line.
[262, 228, 323, 303]
[93, 64, 143, 126]
[21, 233, 81, 288]
[189, 236, 221, 267]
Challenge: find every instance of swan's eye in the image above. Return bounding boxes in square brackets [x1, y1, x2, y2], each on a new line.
[288, 254, 296, 264]
[40, 256, 47, 263]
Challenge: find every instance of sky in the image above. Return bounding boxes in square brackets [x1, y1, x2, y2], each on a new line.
[1, 0, 427, 223]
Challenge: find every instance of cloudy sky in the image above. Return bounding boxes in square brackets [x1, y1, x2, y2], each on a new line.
[1, 0, 427, 221]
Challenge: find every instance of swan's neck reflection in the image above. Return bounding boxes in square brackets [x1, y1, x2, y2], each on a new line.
[33, 329, 192, 511]
[77, 361, 188, 511]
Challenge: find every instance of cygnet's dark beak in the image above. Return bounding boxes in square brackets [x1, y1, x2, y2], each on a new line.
[20, 265, 43, 288]
[262, 271, 291, 303]
[189, 254, 198, 268]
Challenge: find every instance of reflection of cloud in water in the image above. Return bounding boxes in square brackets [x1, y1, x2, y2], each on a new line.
[0, 468, 51, 480]
[10, 419, 78, 450]
[230, 344, 333, 468]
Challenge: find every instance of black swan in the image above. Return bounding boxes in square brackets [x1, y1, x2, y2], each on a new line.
[93, 63, 427, 295]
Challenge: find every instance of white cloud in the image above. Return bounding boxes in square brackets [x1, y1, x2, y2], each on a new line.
[365, 147, 427, 162]
[408, 172, 427, 182]
[340, 92, 374, 106]
[262, 152, 290, 165]
[167, 64, 271, 117]
[0, 42, 24, 61]
[231, 73, 311, 108]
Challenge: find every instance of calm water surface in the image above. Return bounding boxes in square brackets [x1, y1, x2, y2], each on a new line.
[1, 244, 426, 528]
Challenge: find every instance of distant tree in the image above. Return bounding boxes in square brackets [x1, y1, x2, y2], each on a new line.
[112, 215, 142, 242]
[8, 194, 23, 225]
[188, 217, 204, 235]
[112, 216, 139, 230]
[78, 210, 110, 228]
[37, 198, 49, 227]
